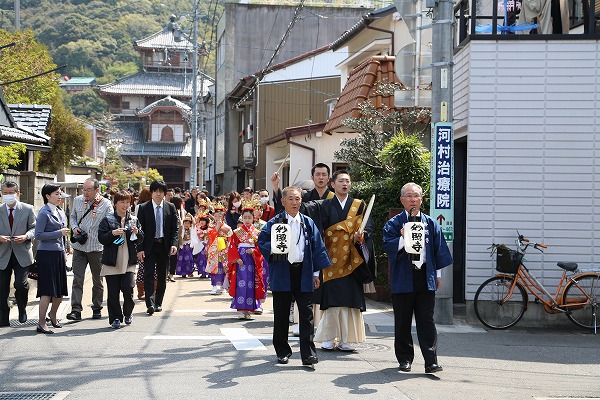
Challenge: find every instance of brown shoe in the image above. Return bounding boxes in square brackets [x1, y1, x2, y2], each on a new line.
[136, 282, 145, 300]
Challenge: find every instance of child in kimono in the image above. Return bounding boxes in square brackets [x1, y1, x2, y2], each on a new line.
[175, 213, 195, 278]
[227, 204, 266, 320]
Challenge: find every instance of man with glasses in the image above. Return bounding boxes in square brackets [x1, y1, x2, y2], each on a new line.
[382, 182, 453, 374]
[67, 178, 113, 321]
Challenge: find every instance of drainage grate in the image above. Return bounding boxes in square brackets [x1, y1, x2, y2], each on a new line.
[354, 342, 391, 351]
[9, 319, 42, 328]
[0, 392, 69, 400]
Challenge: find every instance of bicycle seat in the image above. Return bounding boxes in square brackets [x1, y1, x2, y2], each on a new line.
[557, 262, 578, 272]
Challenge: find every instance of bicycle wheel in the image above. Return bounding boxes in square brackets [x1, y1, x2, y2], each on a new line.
[474, 276, 527, 329]
[563, 274, 600, 330]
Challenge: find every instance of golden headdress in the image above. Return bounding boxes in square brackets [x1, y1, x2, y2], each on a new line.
[182, 212, 194, 223]
[197, 198, 209, 208]
[241, 198, 255, 212]
[195, 210, 210, 222]
[212, 199, 226, 212]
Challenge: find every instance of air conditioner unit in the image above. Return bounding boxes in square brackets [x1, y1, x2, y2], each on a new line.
[243, 143, 253, 160]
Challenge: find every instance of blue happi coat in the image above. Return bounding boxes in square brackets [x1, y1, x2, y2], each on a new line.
[258, 211, 330, 293]
[382, 211, 453, 293]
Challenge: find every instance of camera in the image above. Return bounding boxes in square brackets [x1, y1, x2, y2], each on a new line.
[70, 230, 88, 244]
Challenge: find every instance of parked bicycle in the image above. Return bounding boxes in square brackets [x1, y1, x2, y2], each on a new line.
[474, 233, 599, 333]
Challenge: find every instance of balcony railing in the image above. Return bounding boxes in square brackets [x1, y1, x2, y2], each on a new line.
[455, 0, 598, 43]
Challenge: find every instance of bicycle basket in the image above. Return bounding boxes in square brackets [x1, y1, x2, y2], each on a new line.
[496, 247, 522, 273]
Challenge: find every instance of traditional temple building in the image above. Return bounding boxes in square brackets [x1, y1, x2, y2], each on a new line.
[98, 15, 211, 189]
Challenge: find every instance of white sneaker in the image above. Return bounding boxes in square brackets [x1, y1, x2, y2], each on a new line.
[337, 342, 356, 352]
[254, 307, 263, 315]
[244, 311, 253, 320]
[321, 340, 335, 350]
[292, 325, 300, 337]
[237, 311, 245, 319]
[209, 286, 218, 295]
[216, 285, 223, 294]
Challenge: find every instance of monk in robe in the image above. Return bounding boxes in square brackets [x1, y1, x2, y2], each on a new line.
[304, 170, 374, 352]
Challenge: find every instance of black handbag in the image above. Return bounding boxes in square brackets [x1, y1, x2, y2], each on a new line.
[27, 261, 39, 280]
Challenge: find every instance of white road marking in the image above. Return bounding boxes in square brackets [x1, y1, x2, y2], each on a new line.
[174, 309, 272, 314]
[220, 328, 268, 351]
[144, 335, 227, 340]
[144, 329, 299, 349]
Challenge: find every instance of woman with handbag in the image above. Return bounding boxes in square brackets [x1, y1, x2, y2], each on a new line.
[98, 191, 144, 329]
[34, 184, 70, 334]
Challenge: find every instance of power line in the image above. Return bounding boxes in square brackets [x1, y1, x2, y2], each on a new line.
[233, 0, 306, 109]
[0, 65, 66, 85]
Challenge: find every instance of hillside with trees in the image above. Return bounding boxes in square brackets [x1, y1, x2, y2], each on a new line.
[0, 0, 221, 118]
[0, 0, 221, 80]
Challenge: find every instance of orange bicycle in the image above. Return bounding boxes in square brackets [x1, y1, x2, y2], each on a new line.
[474, 233, 599, 333]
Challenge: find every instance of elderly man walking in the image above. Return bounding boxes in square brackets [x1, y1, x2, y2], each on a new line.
[66, 178, 113, 321]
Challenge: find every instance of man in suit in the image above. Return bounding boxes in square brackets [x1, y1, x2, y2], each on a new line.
[137, 180, 179, 315]
[0, 181, 36, 326]
[258, 186, 331, 366]
[382, 182, 453, 374]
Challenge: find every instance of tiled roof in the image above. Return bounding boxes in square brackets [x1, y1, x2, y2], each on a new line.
[331, 5, 397, 51]
[114, 120, 191, 157]
[136, 96, 191, 118]
[8, 104, 52, 140]
[323, 55, 401, 134]
[0, 125, 49, 145]
[98, 71, 212, 98]
[134, 18, 194, 51]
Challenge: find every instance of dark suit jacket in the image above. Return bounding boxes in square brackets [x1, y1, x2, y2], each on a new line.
[137, 200, 179, 254]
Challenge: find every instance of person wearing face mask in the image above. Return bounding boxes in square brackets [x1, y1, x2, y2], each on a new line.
[226, 192, 242, 228]
[0, 181, 36, 327]
[258, 189, 275, 222]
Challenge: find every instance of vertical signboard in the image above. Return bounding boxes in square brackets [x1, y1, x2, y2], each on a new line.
[430, 122, 454, 242]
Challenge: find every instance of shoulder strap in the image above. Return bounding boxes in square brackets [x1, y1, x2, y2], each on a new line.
[77, 205, 94, 226]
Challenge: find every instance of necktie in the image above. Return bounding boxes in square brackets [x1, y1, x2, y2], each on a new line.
[287, 219, 297, 263]
[155, 205, 162, 238]
[8, 208, 13, 230]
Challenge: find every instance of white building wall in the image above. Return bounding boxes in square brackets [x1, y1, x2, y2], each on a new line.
[123, 96, 145, 110]
[464, 39, 600, 300]
[151, 124, 185, 142]
[264, 132, 359, 188]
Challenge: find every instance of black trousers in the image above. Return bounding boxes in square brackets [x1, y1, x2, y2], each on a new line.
[144, 241, 169, 308]
[105, 272, 135, 323]
[392, 290, 438, 366]
[0, 252, 29, 325]
[272, 265, 316, 360]
[169, 253, 177, 275]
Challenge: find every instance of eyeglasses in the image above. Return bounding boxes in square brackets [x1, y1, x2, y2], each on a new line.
[402, 194, 422, 199]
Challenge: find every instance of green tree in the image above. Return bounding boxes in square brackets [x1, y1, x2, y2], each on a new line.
[335, 81, 432, 286]
[0, 30, 90, 174]
[66, 89, 108, 119]
[0, 30, 59, 104]
[0, 143, 26, 169]
[38, 92, 90, 174]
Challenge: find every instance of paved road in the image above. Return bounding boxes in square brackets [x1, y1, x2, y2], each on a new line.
[1, 264, 599, 400]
